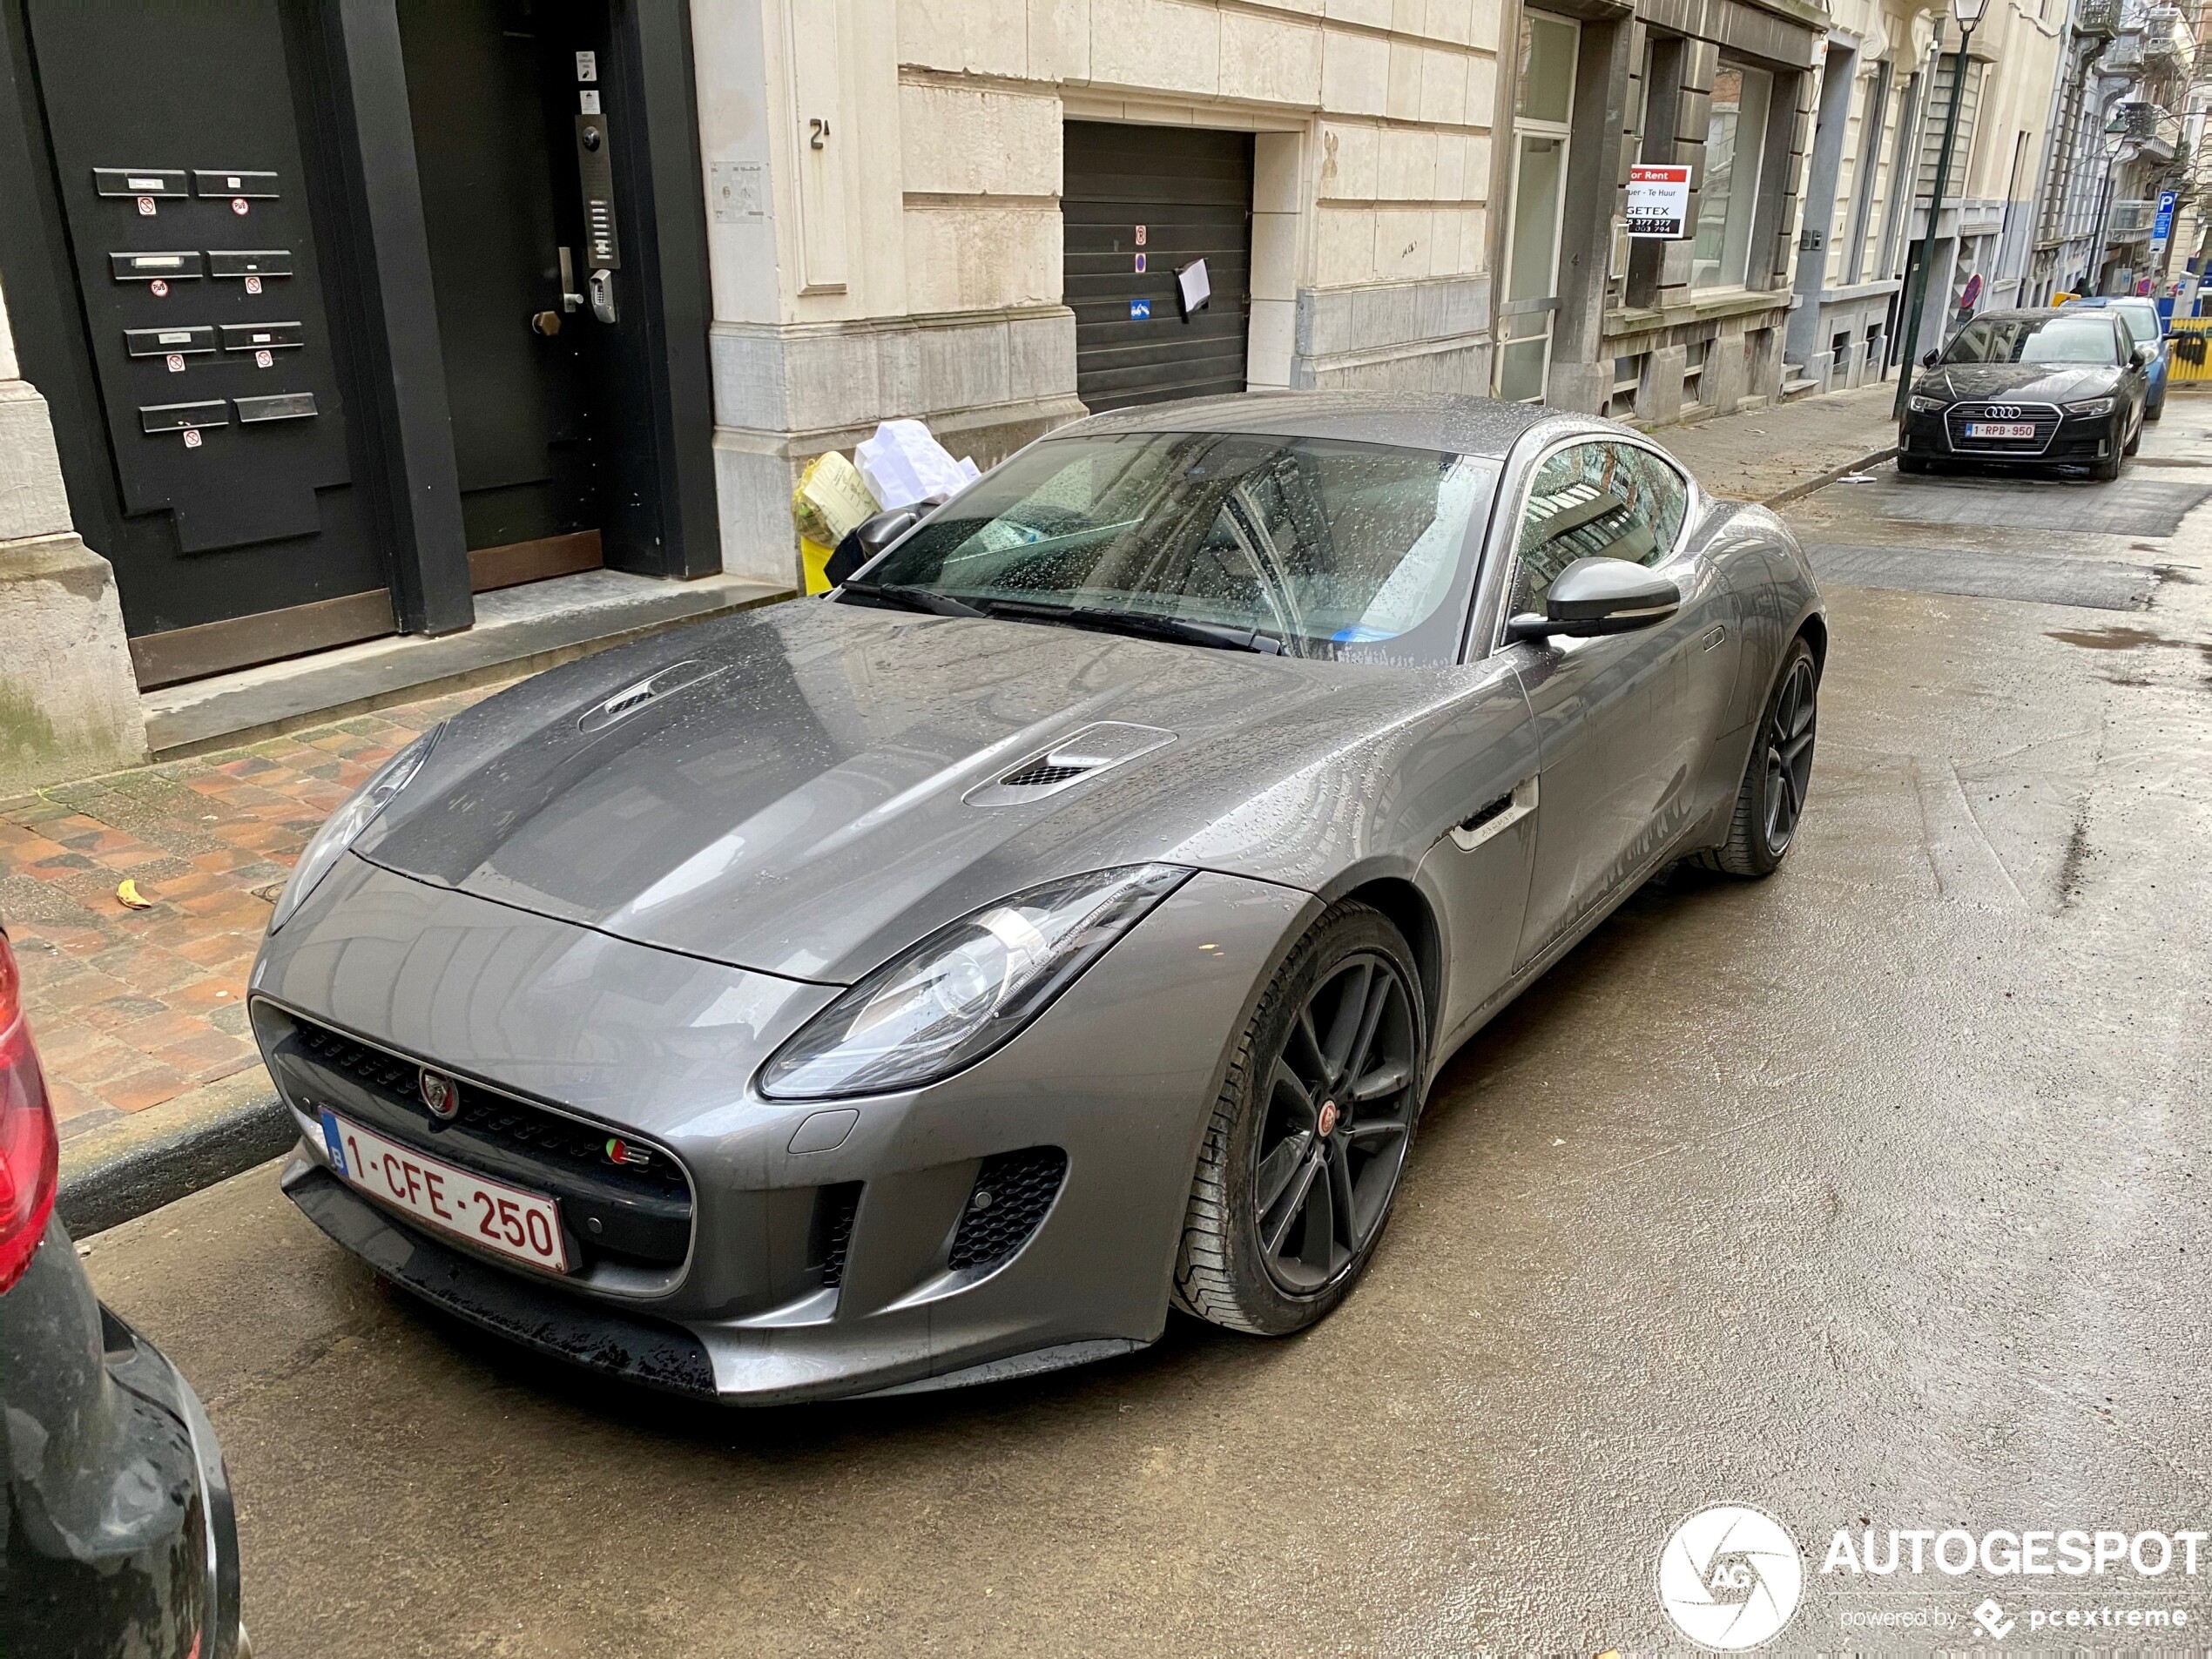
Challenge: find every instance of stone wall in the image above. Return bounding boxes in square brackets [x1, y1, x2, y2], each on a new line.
[0, 280, 145, 799]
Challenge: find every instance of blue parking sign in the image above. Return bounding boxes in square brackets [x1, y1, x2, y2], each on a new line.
[1130, 297, 1151, 320]
[2155, 191, 2177, 242]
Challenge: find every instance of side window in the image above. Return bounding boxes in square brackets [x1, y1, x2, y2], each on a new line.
[1507, 441, 1676, 616]
[1627, 447, 1689, 555]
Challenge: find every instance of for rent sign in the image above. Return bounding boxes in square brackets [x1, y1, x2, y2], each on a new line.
[1627, 164, 1692, 238]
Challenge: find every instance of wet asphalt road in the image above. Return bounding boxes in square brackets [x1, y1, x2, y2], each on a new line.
[82, 400, 2212, 1656]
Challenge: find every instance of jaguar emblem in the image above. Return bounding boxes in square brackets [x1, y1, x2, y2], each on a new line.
[419, 1069, 459, 1121]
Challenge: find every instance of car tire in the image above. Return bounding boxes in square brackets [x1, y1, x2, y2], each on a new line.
[2124, 416, 2142, 456]
[2093, 448, 2123, 482]
[1697, 635, 1819, 880]
[1172, 901, 1428, 1337]
[2146, 398, 2164, 423]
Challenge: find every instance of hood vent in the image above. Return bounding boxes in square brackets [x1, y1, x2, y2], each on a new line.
[965, 721, 1175, 806]
[577, 660, 725, 734]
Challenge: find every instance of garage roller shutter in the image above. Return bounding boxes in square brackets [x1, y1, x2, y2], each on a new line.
[1062, 122, 1252, 412]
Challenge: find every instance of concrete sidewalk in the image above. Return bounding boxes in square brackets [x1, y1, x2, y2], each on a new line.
[9, 386, 1901, 1234]
[1651, 380, 1899, 505]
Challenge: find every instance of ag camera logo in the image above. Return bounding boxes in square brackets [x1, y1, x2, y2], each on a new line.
[1657, 1505, 1804, 1650]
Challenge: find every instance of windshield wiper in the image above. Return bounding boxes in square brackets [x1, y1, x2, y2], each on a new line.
[840, 580, 988, 619]
[982, 597, 1285, 655]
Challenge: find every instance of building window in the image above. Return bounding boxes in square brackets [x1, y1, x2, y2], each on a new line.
[1692, 60, 1773, 290]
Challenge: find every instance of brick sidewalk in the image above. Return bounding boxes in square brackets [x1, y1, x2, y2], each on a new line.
[1, 685, 496, 1143]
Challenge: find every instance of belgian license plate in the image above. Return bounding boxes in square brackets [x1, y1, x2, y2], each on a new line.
[1966, 421, 2035, 440]
[320, 1109, 569, 1271]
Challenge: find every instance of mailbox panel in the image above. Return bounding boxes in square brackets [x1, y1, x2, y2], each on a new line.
[26, 0, 362, 572]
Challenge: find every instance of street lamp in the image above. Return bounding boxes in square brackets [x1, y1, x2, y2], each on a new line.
[1892, 0, 1990, 418]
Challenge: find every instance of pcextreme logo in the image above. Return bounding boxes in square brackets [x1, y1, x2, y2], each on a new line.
[1656, 1505, 1805, 1651]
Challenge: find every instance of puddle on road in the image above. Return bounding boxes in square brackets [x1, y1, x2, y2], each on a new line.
[2045, 624, 2179, 650]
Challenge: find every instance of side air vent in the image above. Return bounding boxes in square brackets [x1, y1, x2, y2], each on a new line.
[814, 1183, 862, 1288]
[948, 1148, 1067, 1271]
[964, 721, 1175, 806]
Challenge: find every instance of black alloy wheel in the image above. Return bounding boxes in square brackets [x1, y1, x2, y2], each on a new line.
[1701, 634, 1819, 879]
[1173, 902, 1427, 1335]
[1251, 950, 1419, 1295]
[1762, 651, 1818, 856]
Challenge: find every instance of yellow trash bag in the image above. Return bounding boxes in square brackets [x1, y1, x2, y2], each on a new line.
[792, 451, 878, 548]
[799, 536, 835, 595]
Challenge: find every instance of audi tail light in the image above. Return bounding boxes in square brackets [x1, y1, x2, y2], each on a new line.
[0, 933, 58, 1293]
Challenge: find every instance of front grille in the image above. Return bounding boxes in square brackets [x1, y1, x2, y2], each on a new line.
[1945, 402, 2061, 455]
[999, 760, 1092, 788]
[948, 1148, 1066, 1271]
[276, 1013, 692, 1268]
[290, 1021, 687, 1203]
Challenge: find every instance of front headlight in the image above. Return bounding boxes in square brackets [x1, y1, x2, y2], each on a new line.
[2064, 396, 2114, 416]
[1907, 395, 1946, 414]
[267, 727, 440, 933]
[758, 864, 1192, 1100]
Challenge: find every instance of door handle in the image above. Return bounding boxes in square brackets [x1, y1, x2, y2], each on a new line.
[1449, 774, 1539, 851]
[558, 246, 584, 314]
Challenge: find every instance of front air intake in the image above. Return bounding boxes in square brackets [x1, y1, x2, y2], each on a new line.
[948, 1148, 1067, 1271]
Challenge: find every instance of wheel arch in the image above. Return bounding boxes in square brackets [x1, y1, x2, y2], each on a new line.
[1795, 609, 1828, 675]
[1339, 874, 1442, 1041]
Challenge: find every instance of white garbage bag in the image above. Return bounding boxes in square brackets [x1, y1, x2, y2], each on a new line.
[854, 419, 974, 510]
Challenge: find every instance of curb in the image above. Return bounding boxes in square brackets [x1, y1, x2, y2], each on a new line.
[57, 1066, 296, 1238]
[51, 431, 1895, 1240]
[1761, 444, 1901, 509]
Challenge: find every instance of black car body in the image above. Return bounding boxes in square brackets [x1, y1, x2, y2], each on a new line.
[1898, 307, 2150, 481]
[0, 926, 244, 1658]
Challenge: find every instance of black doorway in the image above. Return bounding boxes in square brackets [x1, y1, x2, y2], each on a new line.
[399, 0, 604, 593]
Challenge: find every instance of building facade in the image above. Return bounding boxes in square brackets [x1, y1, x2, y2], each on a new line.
[693, 0, 1509, 584]
[2, 0, 2100, 797]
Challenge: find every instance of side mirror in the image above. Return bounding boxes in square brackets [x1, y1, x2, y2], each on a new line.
[853, 508, 920, 556]
[1920, 348, 1941, 368]
[1506, 557, 1682, 643]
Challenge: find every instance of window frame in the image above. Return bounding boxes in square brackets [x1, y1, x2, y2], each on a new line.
[1690, 57, 1775, 293]
[1467, 428, 1702, 661]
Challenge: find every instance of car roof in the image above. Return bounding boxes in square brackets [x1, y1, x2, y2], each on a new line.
[1052, 392, 1565, 460]
[2061, 294, 2153, 307]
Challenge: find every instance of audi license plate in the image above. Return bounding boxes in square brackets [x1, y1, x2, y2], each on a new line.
[1966, 421, 2036, 440]
[320, 1109, 569, 1271]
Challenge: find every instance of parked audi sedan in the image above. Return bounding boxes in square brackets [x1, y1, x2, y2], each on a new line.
[1899, 307, 2150, 481]
[1, 923, 245, 1657]
[2060, 293, 2169, 420]
[249, 393, 1825, 1406]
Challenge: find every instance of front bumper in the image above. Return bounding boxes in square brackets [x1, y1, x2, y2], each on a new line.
[1898, 403, 2121, 468]
[251, 854, 1312, 1404]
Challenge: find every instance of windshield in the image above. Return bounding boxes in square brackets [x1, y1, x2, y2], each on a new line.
[1942, 315, 2123, 367]
[854, 432, 1501, 664]
[2113, 301, 2161, 343]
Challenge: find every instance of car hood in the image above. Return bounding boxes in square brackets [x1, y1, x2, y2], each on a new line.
[1918, 362, 2124, 403]
[354, 599, 1506, 983]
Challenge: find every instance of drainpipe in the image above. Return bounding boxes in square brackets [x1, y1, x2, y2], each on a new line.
[1893, 10, 1980, 419]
